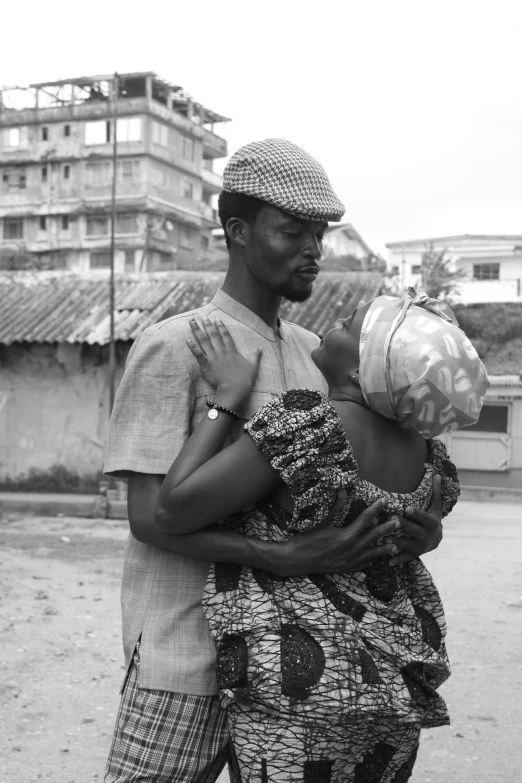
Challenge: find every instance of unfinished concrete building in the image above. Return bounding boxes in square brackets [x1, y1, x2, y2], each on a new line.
[0, 72, 229, 271]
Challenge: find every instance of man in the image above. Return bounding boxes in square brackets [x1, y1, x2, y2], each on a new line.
[104, 139, 443, 782]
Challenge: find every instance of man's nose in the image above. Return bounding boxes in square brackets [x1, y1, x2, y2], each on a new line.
[301, 236, 323, 261]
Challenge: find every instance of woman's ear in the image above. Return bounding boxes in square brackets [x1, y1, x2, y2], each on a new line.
[226, 217, 248, 247]
[350, 368, 361, 386]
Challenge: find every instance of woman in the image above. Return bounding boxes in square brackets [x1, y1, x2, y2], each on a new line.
[155, 289, 489, 783]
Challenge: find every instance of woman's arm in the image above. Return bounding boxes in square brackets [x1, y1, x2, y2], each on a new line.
[155, 430, 282, 534]
[154, 316, 281, 534]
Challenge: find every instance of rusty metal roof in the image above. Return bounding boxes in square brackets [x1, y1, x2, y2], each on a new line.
[0, 270, 383, 345]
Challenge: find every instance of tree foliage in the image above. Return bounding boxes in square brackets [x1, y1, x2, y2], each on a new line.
[420, 246, 467, 300]
[0, 245, 49, 271]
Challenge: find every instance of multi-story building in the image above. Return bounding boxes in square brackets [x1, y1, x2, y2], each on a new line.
[0, 72, 229, 272]
[386, 234, 522, 304]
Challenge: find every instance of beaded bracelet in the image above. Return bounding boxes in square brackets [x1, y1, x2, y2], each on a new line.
[205, 399, 242, 422]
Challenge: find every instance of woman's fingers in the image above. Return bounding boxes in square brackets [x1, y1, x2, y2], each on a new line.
[204, 317, 221, 342]
[185, 335, 205, 362]
[216, 319, 237, 350]
[189, 318, 211, 354]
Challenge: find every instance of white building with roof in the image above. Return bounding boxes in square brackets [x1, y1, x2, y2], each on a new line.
[438, 374, 522, 493]
[323, 223, 373, 262]
[386, 234, 522, 304]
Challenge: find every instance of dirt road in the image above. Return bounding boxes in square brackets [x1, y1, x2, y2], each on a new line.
[1, 501, 521, 782]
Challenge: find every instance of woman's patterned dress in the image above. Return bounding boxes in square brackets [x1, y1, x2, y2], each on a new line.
[202, 390, 460, 783]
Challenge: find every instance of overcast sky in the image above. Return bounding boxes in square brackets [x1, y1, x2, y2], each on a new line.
[2, 0, 521, 255]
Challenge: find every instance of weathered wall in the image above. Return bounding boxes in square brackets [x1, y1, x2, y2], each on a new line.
[0, 343, 127, 481]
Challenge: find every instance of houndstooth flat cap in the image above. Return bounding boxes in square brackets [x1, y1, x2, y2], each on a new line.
[223, 138, 345, 222]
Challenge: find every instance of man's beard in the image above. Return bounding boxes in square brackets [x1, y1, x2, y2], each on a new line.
[249, 254, 315, 303]
[278, 281, 314, 303]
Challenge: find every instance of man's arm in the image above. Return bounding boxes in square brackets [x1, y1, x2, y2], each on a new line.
[128, 472, 403, 576]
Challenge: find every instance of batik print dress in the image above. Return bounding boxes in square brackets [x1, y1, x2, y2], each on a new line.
[202, 390, 460, 783]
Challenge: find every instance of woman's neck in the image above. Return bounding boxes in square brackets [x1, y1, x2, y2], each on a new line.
[328, 384, 366, 407]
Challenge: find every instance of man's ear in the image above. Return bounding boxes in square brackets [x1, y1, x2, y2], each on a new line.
[226, 217, 248, 247]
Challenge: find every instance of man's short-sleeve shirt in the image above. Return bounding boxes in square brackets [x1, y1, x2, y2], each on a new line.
[104, 288, 328, 695]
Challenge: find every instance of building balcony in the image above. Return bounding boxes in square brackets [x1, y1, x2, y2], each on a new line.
[201, 127, 227, 159]
[200, 202, 219, 226]
[456, 278, 522, 304]
[202, 167, 222, 194]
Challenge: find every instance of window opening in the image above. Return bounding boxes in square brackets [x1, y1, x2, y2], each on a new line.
[42, 127, 49, 141]
[466, 404, 508, 433]
[86, 162, 111, 185]
[116, 117, 141, 142]
[39, 216, 47, 231]
[86, 215, 109, 236]
[64, 125, 71, 137]
[62, 216, 69, 231]
[152, 121, 169, 147]
[3, 218, 24, 239]
[63, 165, 70, 180]
[85, 120, 111, 145]
[179, 226, 193, 248]
[119, 160, 140, 183]
[116, 214, 138, 234]
[1, 128, 22, 147]
[90, 251, 111, 268]
[473, 263, 500, 281]
[1, 168, 27, 191]
[182, 179, 194, 200]
[182, 136, 195, 160]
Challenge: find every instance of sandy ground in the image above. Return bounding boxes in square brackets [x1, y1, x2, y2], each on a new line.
[1, 501, 521, 783]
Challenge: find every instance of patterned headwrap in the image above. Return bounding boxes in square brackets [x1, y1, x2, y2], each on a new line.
[223, 138, 345, 222]
[359, 288, 490, 438]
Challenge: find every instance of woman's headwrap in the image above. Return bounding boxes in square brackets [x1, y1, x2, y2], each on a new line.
[359, 288, 490, 438]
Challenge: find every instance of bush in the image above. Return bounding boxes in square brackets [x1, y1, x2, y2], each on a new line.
[0, 464, 104, 494]
[454, 303, 522, 352]
[454, 303, 522, 374]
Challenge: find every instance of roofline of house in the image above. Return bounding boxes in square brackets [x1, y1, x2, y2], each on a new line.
[386, 234, 522, 249]
[326, 222, 374, 256]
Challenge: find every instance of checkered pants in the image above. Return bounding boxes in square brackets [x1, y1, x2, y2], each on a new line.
[104, 652, 231, 783]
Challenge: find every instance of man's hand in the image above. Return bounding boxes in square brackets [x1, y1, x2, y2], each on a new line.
[386, 474, 443, 566]
[270, 497, 402, 576]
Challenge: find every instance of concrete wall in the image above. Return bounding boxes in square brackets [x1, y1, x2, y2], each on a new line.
[0, 343, 127, 482]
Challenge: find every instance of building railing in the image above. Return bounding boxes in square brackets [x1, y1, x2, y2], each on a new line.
[456, 278, 521, 303]
[201, 167, 223, 192]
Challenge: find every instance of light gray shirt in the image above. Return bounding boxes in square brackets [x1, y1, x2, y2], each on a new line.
[104, 288, 328, 694]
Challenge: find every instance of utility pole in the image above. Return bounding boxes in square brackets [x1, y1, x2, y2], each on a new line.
[108, 73, 118, 415]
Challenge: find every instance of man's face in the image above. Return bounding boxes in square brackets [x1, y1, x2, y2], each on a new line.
[243, 204, 328, 302]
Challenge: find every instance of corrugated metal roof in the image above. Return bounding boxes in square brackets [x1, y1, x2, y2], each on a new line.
[0, 270, 383, 345]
